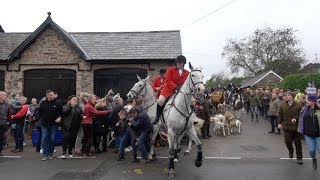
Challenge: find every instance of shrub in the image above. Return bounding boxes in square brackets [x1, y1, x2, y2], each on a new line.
[281, 73, 320, 91]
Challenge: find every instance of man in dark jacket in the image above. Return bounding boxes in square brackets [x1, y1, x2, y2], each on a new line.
[278, 91, 303, 164]
[39, 89, 63, 161]
[200, 95, 211, 139]
[128, 104, 153, 163]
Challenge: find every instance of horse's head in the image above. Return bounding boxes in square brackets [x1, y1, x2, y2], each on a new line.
[188, 62, 205, 95]
[127, 75, 150, 99]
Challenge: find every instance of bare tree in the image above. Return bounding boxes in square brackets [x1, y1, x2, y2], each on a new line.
[222, 27, 306, 77]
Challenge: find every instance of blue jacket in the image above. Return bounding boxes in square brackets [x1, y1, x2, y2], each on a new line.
[131, 106, 153, 134]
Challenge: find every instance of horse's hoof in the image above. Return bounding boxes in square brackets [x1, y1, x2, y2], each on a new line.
[195, 160, 202, 167]
[148, 154, 153, 161]
[168, 169, 176, 178]
[184, 151, 190, 156]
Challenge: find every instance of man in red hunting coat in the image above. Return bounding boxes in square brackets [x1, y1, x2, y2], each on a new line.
[152, 68, 166, 97]
[155, 55, 190, 123]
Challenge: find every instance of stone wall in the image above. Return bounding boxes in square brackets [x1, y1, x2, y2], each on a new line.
[4, 26, 172, 96]
[255, 73, 282, 88]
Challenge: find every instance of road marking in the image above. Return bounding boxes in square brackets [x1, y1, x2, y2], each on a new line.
[280, 158, 312, 160]
[205, 157, 242, 160]
[0, 156, 22, 158]
[143, 156, 243, 160]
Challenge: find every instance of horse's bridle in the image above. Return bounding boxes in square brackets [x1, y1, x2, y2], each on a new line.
[128, 81, 157, 110]
[129, 81, 147, 99]
[179, 69, 204, 95]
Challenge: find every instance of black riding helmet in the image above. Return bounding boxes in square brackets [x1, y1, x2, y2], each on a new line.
[175, 55, 186, 64]
[159, 67, 166, 75]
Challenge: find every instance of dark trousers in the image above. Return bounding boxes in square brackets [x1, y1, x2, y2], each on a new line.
[269, 116, 280, 133]
[0, 126, 7, 152]
[284, 130, 303, 160]
[82, 124, 93, 155]
[245, 102, 250, 114]
[263, 105, 270, 118]
[258, 105, 264, 116]
[132, 131, 151, 160]
[62, 128, 78, 155]
[14, 123, 24, 150]
[93, 128, 108, 151]
[201, 121, 210, 138]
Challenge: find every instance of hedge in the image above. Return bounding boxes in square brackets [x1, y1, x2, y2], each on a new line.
[281, 73, 320, 91]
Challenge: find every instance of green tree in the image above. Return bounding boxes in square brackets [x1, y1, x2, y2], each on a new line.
[222, 27, 307, 77]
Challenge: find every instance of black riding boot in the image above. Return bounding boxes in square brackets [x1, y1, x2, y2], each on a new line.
[154, 104, 163, 124]
[256, 114, 259, 122]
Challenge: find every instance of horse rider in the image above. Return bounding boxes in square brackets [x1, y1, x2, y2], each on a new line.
[152, 68, 166, 97]
[155, 55, 190, 123]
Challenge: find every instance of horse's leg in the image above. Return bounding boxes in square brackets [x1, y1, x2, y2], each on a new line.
[167, 128, 176, 178]
[149, 123, 160, 160]
[185, 127, 202, 167]
[184, 137, 192, 156]
[173, 135, 180, 162]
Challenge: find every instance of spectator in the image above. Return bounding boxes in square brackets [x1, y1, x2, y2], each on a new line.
[74, 92, 89, 155]
[0, 91, 11, 156]
[262, 89, 271, 119]
[249, 90, 259, 122]
[60, 95, 83, 159]
[81, 94, 111, 157]
[278, 91, 303, 165]
[114, 110, 127, 153]
[39, 89, 63, 161]
[11, 96, 28, 153]
[93, 99, 109, 153]
[298, 95, 320, 169]
[268, 93, 281, 134]
[27, 98, 39, 139]
[201, 95, 212, 139]
[127, 101, 153, 163]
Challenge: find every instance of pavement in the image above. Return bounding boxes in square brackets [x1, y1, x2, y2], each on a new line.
[0, 111, 319, 180]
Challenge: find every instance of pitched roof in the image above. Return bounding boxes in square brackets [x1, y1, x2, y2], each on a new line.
[7, 15, 89, 61]
[0, 33, 29, 60]
[240, 70, 283, 88]
[0, 15, 182, 61]
[70, 31, 181, 60]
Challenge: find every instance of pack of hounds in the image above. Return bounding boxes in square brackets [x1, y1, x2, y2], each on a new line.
[211, 103, 242, 136]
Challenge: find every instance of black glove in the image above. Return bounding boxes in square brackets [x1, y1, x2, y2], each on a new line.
[175, 86, 181, 91]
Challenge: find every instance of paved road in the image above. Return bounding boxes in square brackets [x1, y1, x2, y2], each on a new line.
[0, 111, 319, 180]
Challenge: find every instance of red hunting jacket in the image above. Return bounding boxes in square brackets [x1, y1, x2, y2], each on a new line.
[81, 101, 110, 125]
[160, 66, 189, 98]
[152, 76, 165, 97]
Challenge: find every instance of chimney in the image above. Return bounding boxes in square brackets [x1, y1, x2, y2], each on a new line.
[0, 25, 4, 33]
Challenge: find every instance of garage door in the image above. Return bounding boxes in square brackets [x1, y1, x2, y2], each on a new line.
[24, 69, 76, 103]
[94, 68, 147, 99]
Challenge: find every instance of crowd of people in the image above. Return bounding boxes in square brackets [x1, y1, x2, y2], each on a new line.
[0, 54, 319, 170]
[208, 82, 320, 169]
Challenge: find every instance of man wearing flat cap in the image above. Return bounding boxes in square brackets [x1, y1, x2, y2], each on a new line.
[278, 91, 303, 164]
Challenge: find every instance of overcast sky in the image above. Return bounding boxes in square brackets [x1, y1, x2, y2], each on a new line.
[1, 0, 319, 81]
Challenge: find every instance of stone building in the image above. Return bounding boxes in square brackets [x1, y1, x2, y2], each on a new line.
[0, 13, 182, 101]
[240, 70, 283, 89]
